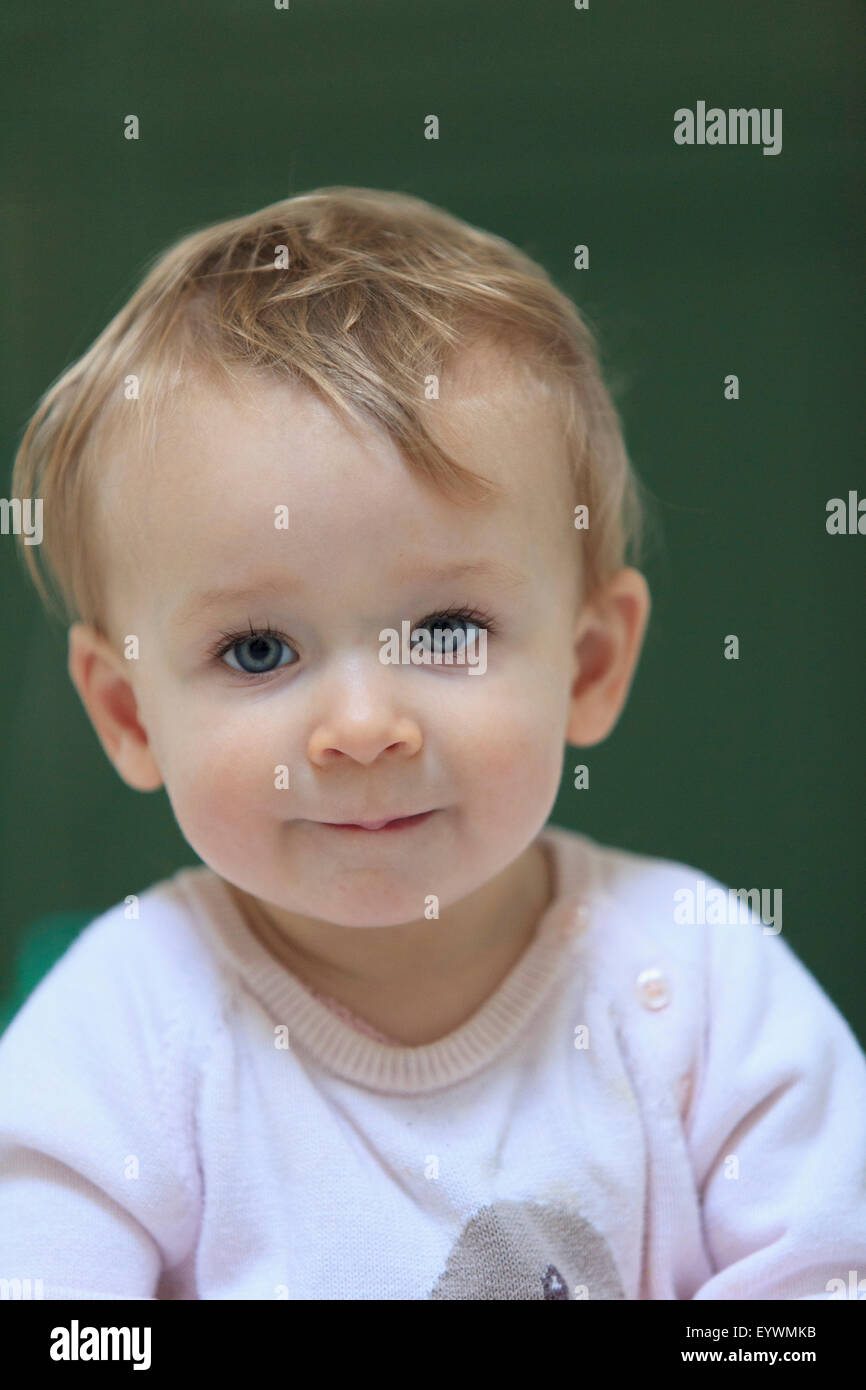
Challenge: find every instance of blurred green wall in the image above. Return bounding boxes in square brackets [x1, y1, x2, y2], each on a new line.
[1, 0, 863, 1044]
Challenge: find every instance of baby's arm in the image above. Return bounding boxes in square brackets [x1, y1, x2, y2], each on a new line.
[0, 919, 200, 1300]
[686, 913, 866, 1300]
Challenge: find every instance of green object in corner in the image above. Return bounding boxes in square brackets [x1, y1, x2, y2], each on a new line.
[0, 911, 95, 1037]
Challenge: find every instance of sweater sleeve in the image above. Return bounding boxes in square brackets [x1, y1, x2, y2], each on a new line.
[686, 916, 866, 1300]
[0, 913, 201, 1300]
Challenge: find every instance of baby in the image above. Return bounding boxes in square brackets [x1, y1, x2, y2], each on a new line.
[1, 187, 864, 1301]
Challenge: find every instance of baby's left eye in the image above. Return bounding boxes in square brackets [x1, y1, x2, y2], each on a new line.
[412, 607, 494, 655]
[221, 633, 297, 675]
[415, 614, 484, 654]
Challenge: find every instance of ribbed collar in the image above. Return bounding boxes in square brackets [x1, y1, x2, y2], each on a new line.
[173, 824, 598, 1095]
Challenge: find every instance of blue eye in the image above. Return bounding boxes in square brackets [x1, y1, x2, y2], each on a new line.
[412, 607, 495, 658]
[220, 632, 297, 675]
[418, 615, 482, 654]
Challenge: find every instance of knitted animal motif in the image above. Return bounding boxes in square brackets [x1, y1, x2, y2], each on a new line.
[428, 1199, 626, 1300]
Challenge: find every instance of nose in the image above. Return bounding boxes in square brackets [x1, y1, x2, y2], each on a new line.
[307, 673, 423, 767]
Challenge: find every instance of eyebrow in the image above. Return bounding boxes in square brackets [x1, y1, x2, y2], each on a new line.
[171, 558, 527, 626]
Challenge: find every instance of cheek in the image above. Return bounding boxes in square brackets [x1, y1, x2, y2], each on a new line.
[444, 676, 567, 815]
[154, 696, 280, 832]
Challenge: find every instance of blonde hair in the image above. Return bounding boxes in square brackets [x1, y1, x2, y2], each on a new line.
[11, 186, 650, 632]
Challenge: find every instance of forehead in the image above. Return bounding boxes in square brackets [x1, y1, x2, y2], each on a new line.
[98, 346, 575, 622]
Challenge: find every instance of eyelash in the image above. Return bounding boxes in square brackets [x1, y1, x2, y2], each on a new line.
[206, 606, 498, 677]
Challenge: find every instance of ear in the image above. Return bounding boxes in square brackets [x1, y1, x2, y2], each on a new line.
[565, 568, 651, 747]
[67, 622, 163, 791]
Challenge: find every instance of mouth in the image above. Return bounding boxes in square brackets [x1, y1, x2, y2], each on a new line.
[320, 810, 436, 833]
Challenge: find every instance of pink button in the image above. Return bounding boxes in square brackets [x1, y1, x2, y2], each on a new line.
[636, 967, 670, 1010]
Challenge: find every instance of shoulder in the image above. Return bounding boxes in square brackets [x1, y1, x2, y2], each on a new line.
[544, 825, 802, 1036]
[0, 870, 230, 1264]
[1, 866, 237, 1064]
[548, 826, 855, 1067]
[545, 824, 722, 972]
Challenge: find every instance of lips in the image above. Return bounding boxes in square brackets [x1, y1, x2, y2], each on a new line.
[347, 819, 403, 831]
[321, 811, 435, 832]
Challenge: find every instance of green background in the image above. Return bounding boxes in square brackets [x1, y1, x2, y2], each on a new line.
[1, 0, 863, 1043]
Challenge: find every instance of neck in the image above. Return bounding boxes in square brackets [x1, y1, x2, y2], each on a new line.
[229, 837, 553, 997]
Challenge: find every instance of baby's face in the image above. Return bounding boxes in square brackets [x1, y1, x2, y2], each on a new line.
[96, 352, 587, 926]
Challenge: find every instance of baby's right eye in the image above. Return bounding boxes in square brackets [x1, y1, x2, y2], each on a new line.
[218, 630, 298, 676]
